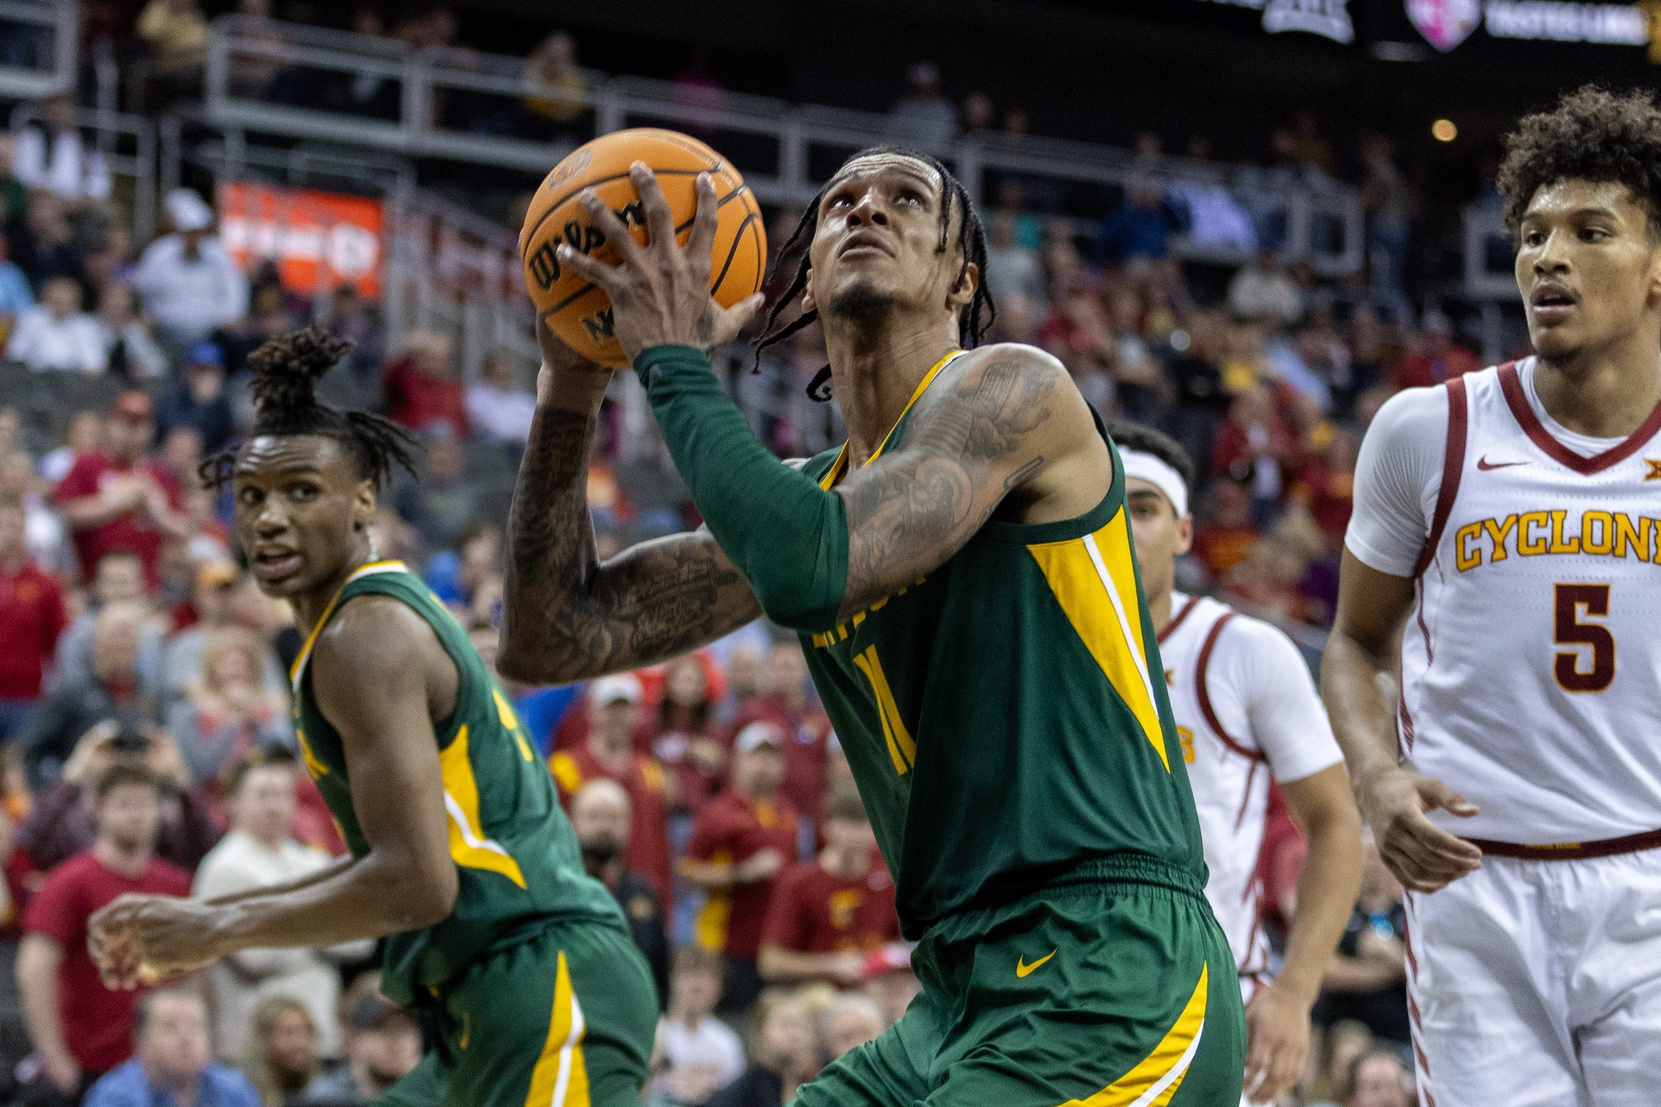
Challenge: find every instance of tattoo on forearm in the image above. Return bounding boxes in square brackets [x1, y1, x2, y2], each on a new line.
[503, 406, 758, 680]
[837, 352, 1058, 615]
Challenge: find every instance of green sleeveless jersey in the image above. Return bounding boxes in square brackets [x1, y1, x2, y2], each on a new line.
[799, 352, 1206, 938]
[288, 561, 623, 1005]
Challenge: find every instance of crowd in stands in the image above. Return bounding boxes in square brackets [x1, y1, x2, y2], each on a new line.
[0, 4, 1508, 1106]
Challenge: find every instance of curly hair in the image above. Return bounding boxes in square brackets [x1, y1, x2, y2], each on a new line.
[1496, 85, 1661, 239]
[201, 326, 419, 491]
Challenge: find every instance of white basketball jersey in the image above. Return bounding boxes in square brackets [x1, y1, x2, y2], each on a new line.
[1405, 359, 1661, 845]
[1160, 593, 1274, 985]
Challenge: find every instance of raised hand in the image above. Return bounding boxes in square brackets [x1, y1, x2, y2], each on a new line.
[554, 163, 762, 362]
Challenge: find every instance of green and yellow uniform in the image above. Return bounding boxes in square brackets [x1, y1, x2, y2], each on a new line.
[795, 354, 1246, 1106]
[290, 562, 656, 1107]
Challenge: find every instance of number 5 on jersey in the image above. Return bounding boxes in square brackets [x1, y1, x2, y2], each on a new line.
[1554, 582, 1614, 693]
[852, 645, 916, 775]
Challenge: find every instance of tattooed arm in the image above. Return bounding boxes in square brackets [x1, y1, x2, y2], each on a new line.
[497, 339, 761, 686]
[829, 344, 1106, 619]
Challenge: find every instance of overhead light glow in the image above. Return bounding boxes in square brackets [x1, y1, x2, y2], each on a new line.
[1432, 119, 1458, 142]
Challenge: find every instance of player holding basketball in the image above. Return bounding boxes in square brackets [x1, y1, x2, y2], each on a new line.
[1113, 421, 1362, 1106]
[88, 330, 657, 1107]
[502, 147, 1246, 1105]
[1325, 86, 1661, 1106]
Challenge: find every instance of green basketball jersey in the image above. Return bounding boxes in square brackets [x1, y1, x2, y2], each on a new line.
[289, 561, 623, 1006]
[799, 352, 1207, 937]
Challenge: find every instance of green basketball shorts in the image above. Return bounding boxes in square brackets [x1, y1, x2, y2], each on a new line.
[378, 918, 658, 1107]
[794, 858, 1246, 1107]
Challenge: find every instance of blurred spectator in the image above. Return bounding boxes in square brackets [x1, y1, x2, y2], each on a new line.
[570, 779, 670, 1007]
[22, 602, 160, 788]
[20, 718, 218, 873]
[649, 946, 744, 1107]
[683, 723, 799, 1015]
[1314, 835, 1409, 1046]
[194, 755, 370, 1060]
[0, 232, 36, 328]
[52, 390, 188, 587]
[1094, 177, 1178, 265]
[959, 90, 994, 136]
[887, 62, 955, 146]
[13, 94, 112, 207]
[1191, 479, 1260, 580]
[723, 643, 829, 824]
[17, 764, 191, 1104]
[1212, 384, 1293, 519]
[1292, 425, 1359, 548]
[0, 133, 27, 227]
[820, 993, 883, 1062]
[1166, 137, 1256, 252]
[81, 988, 259, 1107]
[135, 0, 210, 102]
[1390, 309, 1478, 390]
[1360, 136, 1410, 321]
[132, 190, 248, 351]
[51, 549, 164, 697]
[711, 644, 765, 732]
[758, 789, 898, 988]
[860, 944, 918, 1030]
[39, 410, 102, 486]
[94, 282, 167, 381]
[382, 331, 465, 437]
[1227, 247, 1304, 326]
[396, 430, 479, 553]
[670, 49, 730, 126]
[241, 997, 334, 1107]
[550, 675, 675, 908]
[521, 32, 588, 142]
[705, 992, 820, 1107]
[5, 275, 105, 373]
[1307, 1020, 1375, 1107]
[14, 193, 86, 293]
[1292, 109, 1333, 174]
[651, 656, 725, 817]
[155, 343, 235, 453]
[981, 209, 1045, 312]
[2, 451, 67, 571]
[306, 986, 421, 1105]
[0, 498, 67, 743]
[166, 629, 294, 791]
[161, 561, 285, 709]
[84, 223, 136, 297]
[464, 351, 536, 447]
[1343, 1046, 1412, 1107]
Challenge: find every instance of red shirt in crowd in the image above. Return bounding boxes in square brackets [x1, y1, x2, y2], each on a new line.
[1391, 344, 1481, 390]
[0, 562, 66, 699]
[23, 850, 192, 1073]
[383, 354, 467, 436]
[51, 452, 183, 586]
[762, 857, 899, 956]
[549, 745, 674, 909]
[688, 790, 799, 962]
[724, 697, 833, 823]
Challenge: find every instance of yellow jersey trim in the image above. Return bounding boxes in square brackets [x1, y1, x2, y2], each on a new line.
[816, 349, 966, 490]
[439, 723, 529, 889]
[287, 560, 409, 694]
[524, 950, 591, 1107]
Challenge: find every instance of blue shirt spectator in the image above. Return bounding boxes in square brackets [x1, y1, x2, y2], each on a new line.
[0, 246, 34, 317]
[1094, 179, 1180, 264]
[83, 989, 261, 1107]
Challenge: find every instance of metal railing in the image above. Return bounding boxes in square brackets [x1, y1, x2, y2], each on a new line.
[8, 102, 157, 242]
[203, 14, 1365, 275]
[0, 0, 75, 102]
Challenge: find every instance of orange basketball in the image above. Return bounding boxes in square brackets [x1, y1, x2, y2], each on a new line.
[519, 128, 767, 368]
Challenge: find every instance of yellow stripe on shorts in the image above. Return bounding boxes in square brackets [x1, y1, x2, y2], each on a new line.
[525, 950, 590, 1107]
[1061, 964, 1208, 1107]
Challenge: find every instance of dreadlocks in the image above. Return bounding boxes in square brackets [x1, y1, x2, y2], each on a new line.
[753, 146, 996, 400]
[201, 326, 420, 490]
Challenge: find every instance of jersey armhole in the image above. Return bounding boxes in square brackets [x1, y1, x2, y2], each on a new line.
[1194, 613, 1263, 764]
[1413, 374, 1471, 577]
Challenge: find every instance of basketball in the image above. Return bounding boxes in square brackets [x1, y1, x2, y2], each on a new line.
[518, 128, 767, 368]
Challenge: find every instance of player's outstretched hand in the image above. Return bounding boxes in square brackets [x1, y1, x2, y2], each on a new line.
[1242, 980, 1312, 1104]
[89, 893, 223, 989]
[555, 163, 763, 361]
[1355, 765, 1481, 893]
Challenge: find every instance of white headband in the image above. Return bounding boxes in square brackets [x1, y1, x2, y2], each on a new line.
[1120, 448, 1189, 518]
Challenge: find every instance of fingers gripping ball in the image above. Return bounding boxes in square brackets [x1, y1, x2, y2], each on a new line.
[520, 128, 767, 368]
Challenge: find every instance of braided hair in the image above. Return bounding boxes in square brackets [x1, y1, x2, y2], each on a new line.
[201, 326, 420, 490]
[753, 146, 997, 400]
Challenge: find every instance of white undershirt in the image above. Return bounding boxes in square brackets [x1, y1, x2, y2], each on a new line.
[1345, 357, 1627, 577]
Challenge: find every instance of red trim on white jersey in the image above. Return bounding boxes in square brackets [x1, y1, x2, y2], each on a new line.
[1497, 360, 1661, 475]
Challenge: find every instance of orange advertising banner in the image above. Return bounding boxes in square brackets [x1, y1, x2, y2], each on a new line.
[218, 181, 384, 299]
